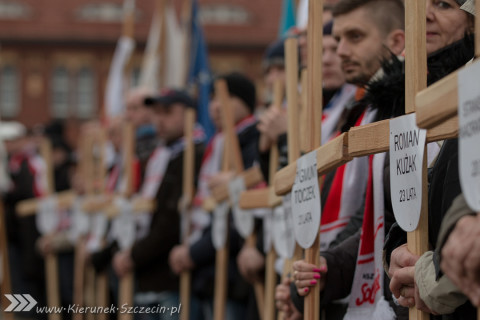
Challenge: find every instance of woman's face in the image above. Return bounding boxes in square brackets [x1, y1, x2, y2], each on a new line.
[426, 0, 471, 54]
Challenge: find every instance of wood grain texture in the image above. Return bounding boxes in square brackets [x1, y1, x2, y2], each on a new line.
[16, 190, 75, 216]
[405, 0, 427, 114]
[274, 133, 350, 196]
[179, 108, 196, 320]
[304, 0, 323, 318]
[416, 70, 458, 129]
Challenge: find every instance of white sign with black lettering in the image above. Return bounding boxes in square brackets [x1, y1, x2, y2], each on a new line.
[272, 196, 296, 259]
[212, 201, 229, 250]
[389, 113, 426, 231]
[291, 151, 321, 248]
[229, 176, 254, 238]
[458, 61, 480, 211]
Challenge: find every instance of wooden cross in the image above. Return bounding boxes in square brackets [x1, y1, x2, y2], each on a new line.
[210, 79, 265, 320]
[73, 128, 105, 320]
[82, 126, 109, 320]
[37, 138, 62, 320]
[179, 108, 196, 320]
[273, 1, 471, 320]
[115, 123, 136, 320]
[415, 1, 480, 318]
[238, 78, 283, 320]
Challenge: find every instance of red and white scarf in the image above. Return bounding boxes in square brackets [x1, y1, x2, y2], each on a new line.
[105, 156, 141, 195]
[189, 115, 257, 244]
[344, 152, 395, 320]
[140, 144, 172, 199]
[322, 84, 357, 144]
[9, 151, 48, 197]
[320, 108, 376, 250]
[141, 125, 206, 199]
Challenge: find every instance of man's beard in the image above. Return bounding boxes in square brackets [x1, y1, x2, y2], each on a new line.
[344, 59, 379, 86]
[345, 72, 370, 87]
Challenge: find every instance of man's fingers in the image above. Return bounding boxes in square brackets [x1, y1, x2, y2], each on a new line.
[464, 240, 480, 282]
[400, 286, 415, 298]
[390, 266, 415, 297]
[397, 296, 415, 308]
[389, 244, 419, 277]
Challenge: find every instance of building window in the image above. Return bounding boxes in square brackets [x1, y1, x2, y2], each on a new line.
[76, 67, 96, 119]
[51, 66, 70, 119]
[0, 1, 32, 19]
[199, 5, 251, 25]
[0, 65, 20, 118]
[76, 3, 125, 22]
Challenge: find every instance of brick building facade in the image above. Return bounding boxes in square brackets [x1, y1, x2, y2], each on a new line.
[0, 0, 281, 144]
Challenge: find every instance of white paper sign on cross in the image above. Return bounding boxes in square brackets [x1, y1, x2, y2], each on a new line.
[291, 151, 321, 248]
[229, 175, 255, 238]
[458, 61, 480, 211]
[389, 113, 427, 231]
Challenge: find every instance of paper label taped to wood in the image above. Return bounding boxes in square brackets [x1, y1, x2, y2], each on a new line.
[291, 151, 321, 248]
[273, 200, 295, 259]
[458, 61, 480, 211]
[36, 196, 60, 235]
[229, 176, 254, 238]
[212, 201, 229, 250]
[389, 113, 426, 231]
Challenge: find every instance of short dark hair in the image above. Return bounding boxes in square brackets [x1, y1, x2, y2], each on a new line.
[215, 72, 257, 114]
[333, 0, 405, 35]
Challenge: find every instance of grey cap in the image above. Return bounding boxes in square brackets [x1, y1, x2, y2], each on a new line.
[460, 0, 475, 16]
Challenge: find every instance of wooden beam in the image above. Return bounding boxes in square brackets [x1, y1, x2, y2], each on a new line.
[275, 114, 458, 199]
[348, 120, 390, 158]
[203, 166, 264, 212]
[304, 0, 323, 318]
[212, 79, 234, 320]
[416, 69, 459, 129]
[274, 133, 350, 196]
[179, 108, 196, 320]
[278, 38, 302, 320]
[37, 138, 62, 320]
[348, 116, 458, 158]
[407, 147, 430, 320]
[239, 187, 282, 210]
[16, 190, 75, 217]
[118, 122, 136, 320]
[405, 0, 426, 114]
